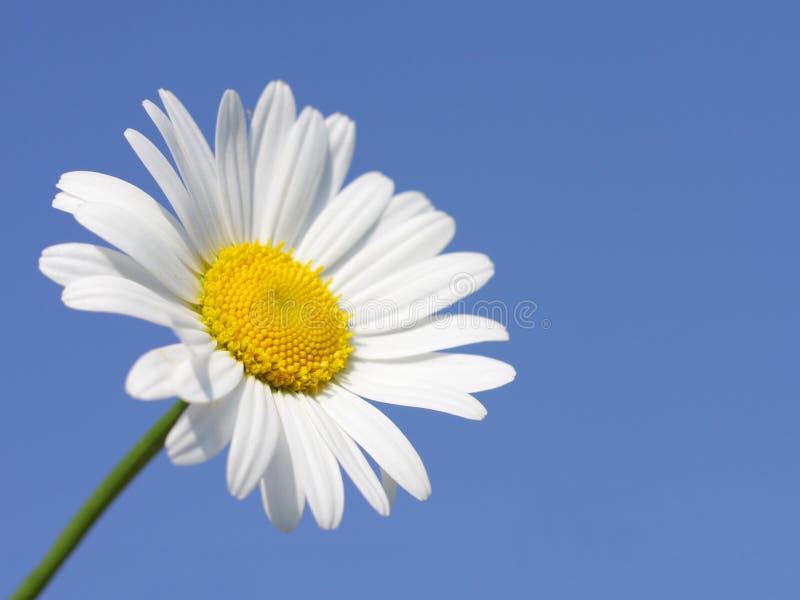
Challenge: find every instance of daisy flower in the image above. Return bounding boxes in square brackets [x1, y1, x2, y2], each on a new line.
[39, 81, 514, 531]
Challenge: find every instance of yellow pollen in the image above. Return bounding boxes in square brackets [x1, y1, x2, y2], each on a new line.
[198, 242, 352, 393]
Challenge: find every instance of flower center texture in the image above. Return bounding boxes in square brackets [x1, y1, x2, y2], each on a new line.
[199, 242, 353, 393]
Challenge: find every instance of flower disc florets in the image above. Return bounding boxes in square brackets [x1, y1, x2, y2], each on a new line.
[199, 242, 352, 393]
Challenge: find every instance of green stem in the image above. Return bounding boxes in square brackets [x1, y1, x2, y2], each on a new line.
[11, 401, 188, 600]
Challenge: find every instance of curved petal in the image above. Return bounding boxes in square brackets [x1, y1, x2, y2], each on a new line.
[352, 315, 509, 360]
[215, 90, 251, 242]
[330, 210, 455, 297]
[52, 191, 82, 214]
[275, 391, 344, 529]
[325, 113, 355, 195]
[226, 378, 280, 499]
[170, 345, 244, 404]
[250, 81, 297, 242]
[55, 171, 200, 273]
[294, 172, 393, 268]
[301, 396, 390, 516]
[347, 253, 494, 334]
[145, 93, 227, 250]
[166, 392, 240, 465]
[380, 467, 398, 507]
[254, 107, 329, 246]
[62, 275, 197, 328]
[349, 353, 516, 394]
[338, 366, 487, 420]
[318, 385, 430, 501]
[259, 421, 305, 533]
[367, 191, 434, 240]
[73, 201, 199, 301]
[124, 128, 213, 262]
[39, 243, 171, 297]
[126, 343, 192, 400]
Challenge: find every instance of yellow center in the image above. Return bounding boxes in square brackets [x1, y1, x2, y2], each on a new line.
[198, 242, 352, 393]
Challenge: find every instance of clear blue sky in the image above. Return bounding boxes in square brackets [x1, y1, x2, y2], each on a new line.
[2, 1, 799, 598]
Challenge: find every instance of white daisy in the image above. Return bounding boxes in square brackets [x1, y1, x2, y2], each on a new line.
[39, 81, 514, 531]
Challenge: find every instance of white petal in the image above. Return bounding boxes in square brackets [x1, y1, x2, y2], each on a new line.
[226, 378, 280, 499]
[73, 202, 199, 301]
[350, 353, 516, 393]
[62, 275, 197, 328]
[250, 81, 297, 241]
[275, 391, 344, 529]
[325, 113, 355, 195]
[170, 346, 244, 404]
[39, 243, 170, 296]
[380, 467, 398, 507]
[52, 191, 82, 213]
[301, 396, 390, 516]
[124, 128, 214, 262]
[330, 210, 455, 297]
[215, 90, 251, 242]
[338, 366, 487, 420]
[166, 393, 240, 465]
[318, 385, 430, 501]
[126, 343, 192, 400]
[148, 92, 228, 249]
[167, 315, 216, 350]
[56, 171, 200, 273]
[56, 170, 171, 222]
[348, 253, 494, 334]
[367, 191, 434, 239]
[141, 100, 217, 262]
[295, 172, 393, 268]
[352, 315, 509, 360]
[255, 107, 329, 246]
[259, 422, 305, 532]
[156, 91, 215, 168]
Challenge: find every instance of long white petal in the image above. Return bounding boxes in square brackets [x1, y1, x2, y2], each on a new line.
[126, 343, 192, 400]
[255, 107, 329, 246]
[52, 191, 82, 214]
[142, 100, 219, 260]
[350, 354, 516, 393]
[295, 172, 393, 268]
[352, 315, 509, 360]
[73, 202, 199, 301]
[325, 113, 355, 195]
[275, 391, 344, 529]
[124, 128, 213, 262]
[338, 366, 487, 420]
[55, 170, 178, 227]
[250, 81, 297, 242]
[62, 275, 197, 328]
[149, 91, 228, 249]
[330, 210, 455, 297]
[348, 253, 494, 334]
[167, 314, 216, 350]
[215, 90, 251, 242]
[125, 338, 242, 405]
[169, 345, 244, 404]
[55, 171, 200, 273]
[380, 467, 398, 507]
[259, 422, 305, 533]
[301, 396, 390, 516]
[318, 385, 430, 501]
[227, 378, 280, 499]
[39, 243, 171, 297]
[367, 191, 434, 239]
[166, 393, 240, 465]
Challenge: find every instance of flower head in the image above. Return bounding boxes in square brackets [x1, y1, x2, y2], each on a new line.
[40, 82, 514, 531]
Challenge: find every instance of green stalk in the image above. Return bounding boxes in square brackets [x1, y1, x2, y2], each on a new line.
[11, 401, 188, 600]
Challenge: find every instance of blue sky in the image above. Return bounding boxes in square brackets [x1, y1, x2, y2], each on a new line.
[2, 1, 799, 598]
